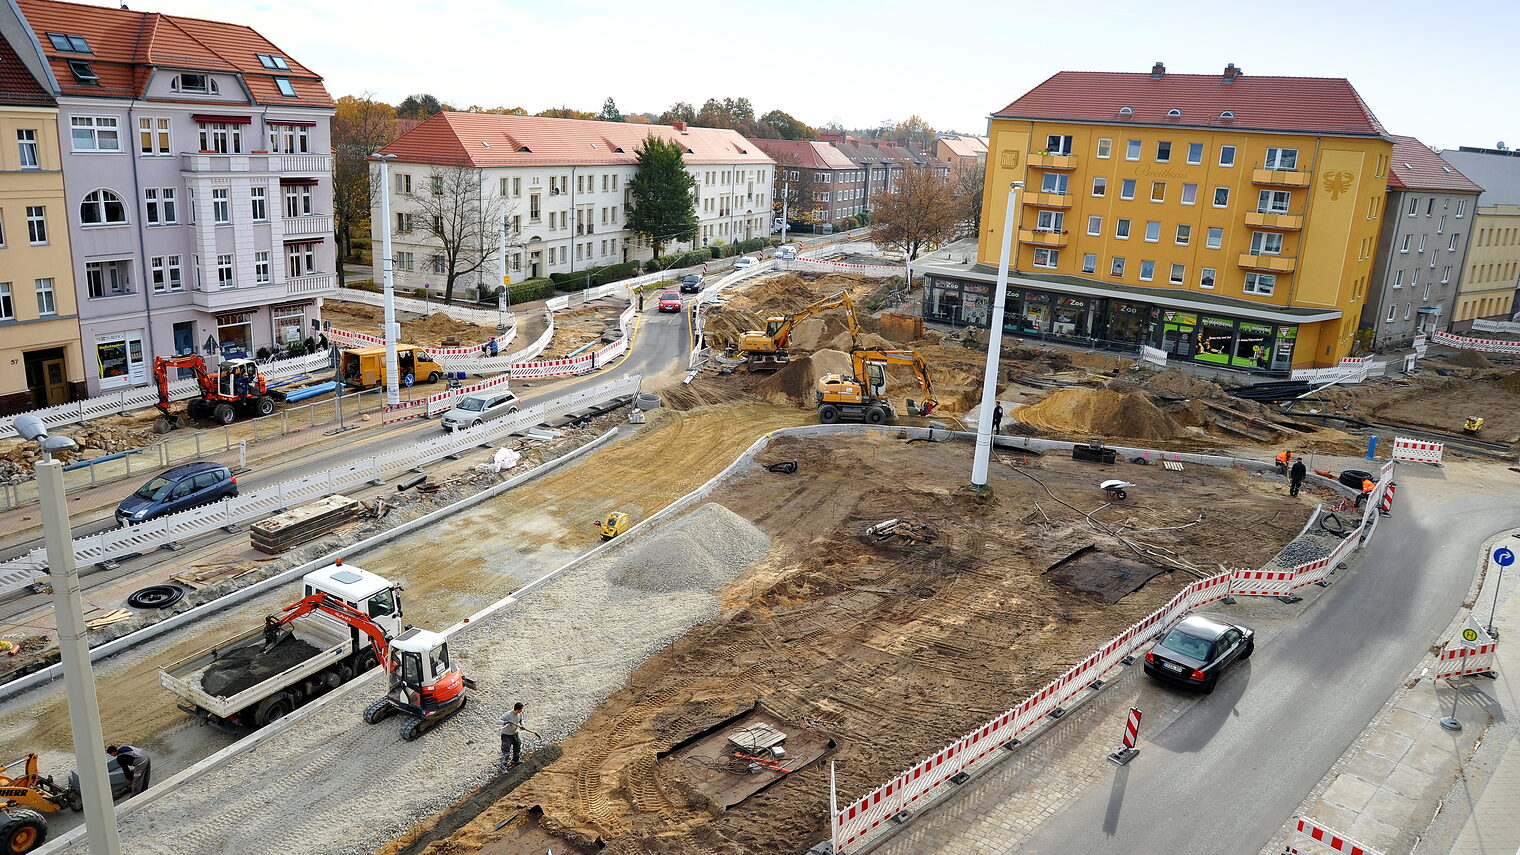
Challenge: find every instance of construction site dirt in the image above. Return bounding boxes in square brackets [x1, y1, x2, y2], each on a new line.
[394, 430, 1312, 855]
[320, 300, 502, 348]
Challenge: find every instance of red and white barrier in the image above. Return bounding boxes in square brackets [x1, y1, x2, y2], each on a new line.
[1433, 330, 1520, 354]
[795, 258, 902, 277]
[1434, 641, 1497, 679]
[1392, 437, 1443, 465]
[1290, 817, 1383, 855]
[1229, 569, 1298, 597]
[1107, 707, 1142, 765]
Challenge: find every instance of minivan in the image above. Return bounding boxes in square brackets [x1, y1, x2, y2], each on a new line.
[776, 244, 798, 261]
[116, 462, 238, 525]
[440, 390, 521, 431]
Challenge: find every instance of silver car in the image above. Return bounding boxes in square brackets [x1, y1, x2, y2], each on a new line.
[440, 390, 520, 431]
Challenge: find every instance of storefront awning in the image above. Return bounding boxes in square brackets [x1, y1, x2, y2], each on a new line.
[272, 299, 315, 310]
[280, 177, 320, 186]
[267, 120, 317, 127]
[283, 236, 324, 245]
[216, 312, 254, 325]
[192, 114, 253, 125]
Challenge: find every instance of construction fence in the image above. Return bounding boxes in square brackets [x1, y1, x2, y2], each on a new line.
[1431, 330, 1520, 354]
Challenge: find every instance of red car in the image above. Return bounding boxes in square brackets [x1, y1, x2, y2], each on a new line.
[657, 291, 682, 312]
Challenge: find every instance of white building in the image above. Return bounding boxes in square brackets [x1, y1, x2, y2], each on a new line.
[370, 113, 774, 290]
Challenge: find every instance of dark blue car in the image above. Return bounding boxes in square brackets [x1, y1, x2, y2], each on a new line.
[116, 462, 238, 525]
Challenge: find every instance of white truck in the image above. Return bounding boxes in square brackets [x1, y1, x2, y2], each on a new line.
[159, 561, 405, 731]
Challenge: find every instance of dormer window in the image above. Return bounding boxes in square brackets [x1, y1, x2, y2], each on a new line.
[256, 53, 290, 70]
[1220, 111, 1236, 120]
[68, 61, 100, 85]
[46, 33, 91, 53]
[1118, 106, 1134, 116]
[172, 74, 218, 95]
[1167, 108, 1182, 117]
[275, 78, 297, 98]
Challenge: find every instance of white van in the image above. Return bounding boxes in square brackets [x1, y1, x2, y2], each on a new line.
[776, 244, 799, 261]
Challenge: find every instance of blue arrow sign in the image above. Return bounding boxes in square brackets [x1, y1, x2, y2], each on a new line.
[1495, 547, 1515, 567]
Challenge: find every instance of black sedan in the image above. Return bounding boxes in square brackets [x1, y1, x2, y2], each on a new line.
[679, 274, 702, 294]
[1143, 614, 1254, 694]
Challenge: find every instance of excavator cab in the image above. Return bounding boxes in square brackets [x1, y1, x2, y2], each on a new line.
[216, 359, 262, 399]
[370, 628, 468, 741]
[763, 318, 786, 337]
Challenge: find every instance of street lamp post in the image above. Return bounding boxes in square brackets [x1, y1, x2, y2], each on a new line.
[970, 181, 1024, 489]
[376, 153, 401, 407]
[780, 171, 789, 249]
[16, 415, 121, 855]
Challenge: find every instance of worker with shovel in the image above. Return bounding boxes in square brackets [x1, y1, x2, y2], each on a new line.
[1275, 449, 1291, 476]
[1355, 477, 1376, 508]
[498, 702, 540, 770]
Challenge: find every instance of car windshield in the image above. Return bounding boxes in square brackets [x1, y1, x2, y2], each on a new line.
[1159, 629, 1212, 660]
[134, 475, 175, 500]
[683, 276, 699, 283]
[455, 397, 487, 412]
[661, 292, 679, 300]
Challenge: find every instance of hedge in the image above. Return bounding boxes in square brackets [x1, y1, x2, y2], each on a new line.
[736, 237, 766, 254]
[507, 278, 555, 303]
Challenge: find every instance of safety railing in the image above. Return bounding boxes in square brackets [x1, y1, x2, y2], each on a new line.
[1432, 330, 1520, 354]
[326, 287, 516, 328]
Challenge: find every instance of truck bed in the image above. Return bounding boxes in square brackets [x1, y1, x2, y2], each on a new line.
[160, 619, 355, 719]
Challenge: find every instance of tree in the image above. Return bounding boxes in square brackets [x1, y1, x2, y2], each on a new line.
[625, 114, 653, 125]
[465, 105, 528, 115]
[759, 109, 817, 141]
[769, 152, 821, 230]
[868, 166, 960, 261]
[400, 166, 511, 305]
[536, 106, 597, 120]
[396, 93, 444, 119]
[598, 97, 622, 122]
[626, 136, 697, 257]
[658, 102, 696, 125]
[890, 115, 936, 152]
[332, 94, 409, 263]
[950, 160, 986, 236]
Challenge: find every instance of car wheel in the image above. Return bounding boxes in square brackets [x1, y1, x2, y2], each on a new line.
[508, 407, 519, 414]
[254, 396, 275, 417]
[471, 420, 482, 429]
[865, 407, 886, 425]
[212, 403, 236, 425]
[1239, 639, 1254, 660]
[427, 372, 441, 384]
[254, 693, 292, 727]
[1201, 673, 1218, 694]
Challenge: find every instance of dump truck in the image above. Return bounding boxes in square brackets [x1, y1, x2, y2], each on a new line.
[159, 560, 404, 732]
[339, 345, 444, 390]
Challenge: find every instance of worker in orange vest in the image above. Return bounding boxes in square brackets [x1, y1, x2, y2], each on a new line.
[1355, 477, 1375, 508]
[1275, 450, 1291, 475]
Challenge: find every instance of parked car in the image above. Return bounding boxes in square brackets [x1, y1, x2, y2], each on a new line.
[440, 390, 521, 431]
[1143, 614, 1254, 693]
[679, 274, 702, 294]
[776, 244, 799, 261]
[658, 291, 683, 312]
[733, 256, 758, 271]
[116, 462, 238, 525]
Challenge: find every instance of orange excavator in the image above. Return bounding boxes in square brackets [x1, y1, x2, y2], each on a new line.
[152, 354, 278, 430]
[815, 348, 938, 425]
[738, 291, 860, 371]
[262, 591, 471, 741]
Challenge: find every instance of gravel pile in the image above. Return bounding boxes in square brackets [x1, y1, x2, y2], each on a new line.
[1269, 539, 1332, 570]
[200, 638, 320, 697]
[67, 501, 771, 855]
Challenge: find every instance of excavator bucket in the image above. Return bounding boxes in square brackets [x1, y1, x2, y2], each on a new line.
[262, 623, 294, 653]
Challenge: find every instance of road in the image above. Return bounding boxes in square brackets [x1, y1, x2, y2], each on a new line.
[1015, 464, 1516, 854]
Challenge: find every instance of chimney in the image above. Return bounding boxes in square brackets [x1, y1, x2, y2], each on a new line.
[672, 121, 687, 132]
[1222, 63, 1241, 83]
[1150, 61, 1165, 79]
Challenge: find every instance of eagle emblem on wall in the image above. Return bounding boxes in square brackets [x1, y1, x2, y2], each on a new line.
[1322, 170, 1354, 201]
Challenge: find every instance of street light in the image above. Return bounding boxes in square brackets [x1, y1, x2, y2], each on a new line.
[375, 153, 402, 407]
[970, 181, 1024, 489]
[15, 414, 121, 855]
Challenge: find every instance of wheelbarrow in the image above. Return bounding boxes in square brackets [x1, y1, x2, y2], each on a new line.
[1100, 479, 1136, 500]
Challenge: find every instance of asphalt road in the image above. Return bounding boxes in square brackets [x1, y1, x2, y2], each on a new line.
[1017, 468, 1517, 854]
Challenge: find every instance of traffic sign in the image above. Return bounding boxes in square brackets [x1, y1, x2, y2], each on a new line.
[1494, 547, 1515, 567]
[1460, 616, 1492, 650]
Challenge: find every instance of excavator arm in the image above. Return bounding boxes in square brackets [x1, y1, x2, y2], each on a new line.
[848, 348, 938, 416]
[151, 354, 211, 417]
[741, 291, 860, 355]
[263, 593, 392, 672]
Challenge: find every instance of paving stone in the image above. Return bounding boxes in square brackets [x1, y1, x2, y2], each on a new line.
[1363, 730, 1415, 763]
[1403, 739, 1459, 775]
[1346, 813, 1400, 851]
[1385, 707, 1434, 741]
[1362, 786, 1419, 828]
[1344, 750, 1398, 782]
[1323, 774, 1379, 812]
[1383, 761, 1436, 800]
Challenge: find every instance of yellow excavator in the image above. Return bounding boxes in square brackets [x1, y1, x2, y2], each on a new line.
[739, 291, 859, 371]
[815, 348, 938, 425]
[0, 753, 81, 853]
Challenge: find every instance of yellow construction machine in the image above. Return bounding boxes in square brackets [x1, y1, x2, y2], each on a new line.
[1464, 416, 1484, 435]
[738, 291, 859, 371]
[0, 753, 81, 853]
[815, 348, 938, 425]
[592, 512, 632, 541]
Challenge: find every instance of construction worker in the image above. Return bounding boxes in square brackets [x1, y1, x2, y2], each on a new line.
[106, 744, 150, 795]
[497, 702, 540, 770]
[1289, 457, 1307, 497]
[1275, 449, 1291, 475]
[1355, 477, 1376, 508]
[991, 403, 1004, 434]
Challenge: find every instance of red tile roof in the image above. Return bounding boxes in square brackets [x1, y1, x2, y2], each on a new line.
[14, 0, 330, 106]
[377, 112, 774, 167]
[996, 70, 1387, 138]
[0, 28, 53, 106]
[1387, 135, 1483, 193]
[751, 138, 856, 171]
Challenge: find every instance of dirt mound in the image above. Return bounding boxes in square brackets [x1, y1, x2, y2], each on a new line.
[754, 349, 852, 406]
[788, 315, 847, 352]
[1014, 387, 1184, 440]
[320, 300, 496, 348]
[1448, 350, 1494, 369]
[1498, 371, 1520, 394]
[1134, 369, 1227, 399]
[200, 638, 320, 697]
[825, 330, 893, 353]
[607, 504, 774, 593]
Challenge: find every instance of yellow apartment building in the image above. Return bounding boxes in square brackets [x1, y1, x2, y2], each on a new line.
[919, 63, 1394, 371]
[1454, 203, 1520, 325]
[0, 36, 83, 413]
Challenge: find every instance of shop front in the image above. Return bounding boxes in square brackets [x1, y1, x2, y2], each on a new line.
[216, 311, 254, 359]
[272, 302, 314, 347]
[95, 329, 147, 389]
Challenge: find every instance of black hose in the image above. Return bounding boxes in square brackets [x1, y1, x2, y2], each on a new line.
[127, 584, 185, 609]
[1319, 513, 1349, 539]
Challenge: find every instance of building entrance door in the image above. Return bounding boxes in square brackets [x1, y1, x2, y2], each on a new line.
[23, 348, 70, 407]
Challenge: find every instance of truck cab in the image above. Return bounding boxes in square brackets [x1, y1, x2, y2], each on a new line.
[301, 563, 405, 645]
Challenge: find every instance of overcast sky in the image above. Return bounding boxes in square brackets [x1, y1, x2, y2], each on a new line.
[108, 0, 1516, 150]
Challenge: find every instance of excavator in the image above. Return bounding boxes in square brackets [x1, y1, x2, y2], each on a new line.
[0, 753, 81, 853]
[815, 348, 939, 425]
[153, 354, 280, 430]
[738, 291, 860, 371]
[262, 591, 471, 741]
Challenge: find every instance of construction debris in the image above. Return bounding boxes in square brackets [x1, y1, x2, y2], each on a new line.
[250, 495, 365, 554]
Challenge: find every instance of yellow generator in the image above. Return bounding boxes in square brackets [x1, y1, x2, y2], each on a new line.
[592, 512, 631, 541]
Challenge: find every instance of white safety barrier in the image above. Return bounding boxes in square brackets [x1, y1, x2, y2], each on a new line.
[1291, 356, 1389, 384]
[1433, 641, 1497, 679]
[1289, 816, 1383, 855]
[1226, 568, 1298, 597]
[325, 287, 514, 328]
[1392, 436, 1444, 465]
[794, 258, 900, 277]
[1432, 330, 1520, 354]
[1140, 345, 1168, 368]
[0, 375, 641, 597]
[324, 325, 516, 363]
[1470, 318, 1520, 335]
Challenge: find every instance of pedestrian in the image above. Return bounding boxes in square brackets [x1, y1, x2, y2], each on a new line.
[106, 744, 150, 795]
[991, 403, 1004, 434]
[317, 331, 329, 352]
[1274, 449, 1291, 476]
[1289, 457, 1306, 497]
[1355, 477, 1375, 508]
[497, 702, 540, 769]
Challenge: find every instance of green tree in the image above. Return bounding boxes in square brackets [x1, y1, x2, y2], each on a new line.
[536, 106, 597, 120]
[759, 109, 817, 140]
[626, 136, 697, 257]
[598, 97, 622, 122]
[396, 93, 444, 119]
[659, 102, 696, 124]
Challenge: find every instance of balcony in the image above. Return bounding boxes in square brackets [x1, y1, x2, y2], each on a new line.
[1024, 191, 1072, 208]
[283, 214, 332, 237]
[285, 272, 338, 297]
[1237, 252, 1297, 273]
[190, 273, 336, 310]
[1244, 210, 1305, 230]
[1018, 228, 1069, 247]
[180, 152, 332, 174]
[1026, 153, 1076, 171]
[1251, 167, 1311, 187]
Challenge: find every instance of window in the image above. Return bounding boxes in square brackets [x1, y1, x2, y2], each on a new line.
[1087, 215, 1102, 236]
[1218, 145, 1236, 167]
[1033, 248, 1060, 268]
[1249, 232, 1283, 255]
[85, 260, 132, 298]
[1175, 224, 1191, 245]
[1111, 257, 1126, 277]
[1150, 182, 1166, 202]
[17, 130, 38, 168]
[432, 214, 444, 233]
[197, 122, 242, 154]
[1437, 215, 1446, 234]
[1200, 267, 1217, 289]
[251, 251, 270, 286]
[1400, 235, 1410, 253]
[1092, 176, 1107, 197]
[67, 61, 99, 85]
[1263, 148, 1298, 169]
[1096, 138, 1112, 159]
[1186, 142, 1203, 165]
[34, 278, 55, 315]
[1386, 304, 1397, 323]
[171, 74, 217, 94]
[1417, 234, 1425, 253]
[1125, 139, 1141, 160]
[144, 187, 177, 225]
[1155, 141, 1171, 162]
[284, 184, 313, 218]
[212, 188, 230, 224]
[1404, 302, 1412, 320]
[1244, 272, 1276, 295]
[275, 78, 297, 97]
[394, 250, 413, 271]
[250, 186, 267, 221]
[80, 189, 127, 225]
[431, 175, 445, 195]
[0, 283, 10, 320]
[1449, 233, 1460, 251]
[1120, 179, 1136, 200]
[1181, 183, 1197, 205]
[1393, 269, 1404, 289]
[1426, 198, 1434, 216]
[395, 212, 412, 233]
[0, 211, 4, 246]
[136, 117, 171, 156]
[1213, 187, 1230, 207]
[287, 243, 316, 277]
[1144, 221, 1160, 242]
[1169, 263, 1185, 285]
[71, 116, 120, 151]
[1116, 218, 1131, 239]
[1411, 268, 1420, 288]
[256, 54, 290, 70]
[1035, 210, 1063, 232]
[26, 206, 46, 244]
[269, 124, 310, 154]
[1257, 190, 1291, 213]
[46, 32, 92, 52]
[150, 255, 183, 293]
[1206, 227, 1223, 249]
[1082, 253, 1097, 274]
[216, 254, 235, 289]
[1407, 197, 1419, 216]
[1139, 260, 1155, 281]
[1456, 199, 1466, 218]
[395, 173, 412, 194]
[1040, 172, 1068, 194]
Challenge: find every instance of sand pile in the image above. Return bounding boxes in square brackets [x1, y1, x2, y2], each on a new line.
[1013, 387, 1184, 440]
[1448, 350, 1495, 369]
[788, 315, 847, 352]
[754, 349, 852, 406]
[607, 505, 774, 593]
[1497, 371, 1520, 394]
[825, 330, 893, 353]
[1134, 369, 1227, 399]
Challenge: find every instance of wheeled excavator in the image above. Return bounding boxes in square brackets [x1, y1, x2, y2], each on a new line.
[738, 291, 860, 371]
[815, 348, 938, 425]
[152, 354, 281, 430]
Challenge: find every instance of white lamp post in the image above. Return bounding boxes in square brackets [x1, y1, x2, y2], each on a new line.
[375, 153, 401, 406]
[970, 181, 1023, 489]
[16, 415, 121, 855]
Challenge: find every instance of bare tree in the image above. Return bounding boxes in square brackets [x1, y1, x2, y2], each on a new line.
[868, 166, 960, 261]
[950, 161, 986, 237]
[770, 152, 823, 231]
[398, 166, 512, 305]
